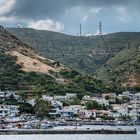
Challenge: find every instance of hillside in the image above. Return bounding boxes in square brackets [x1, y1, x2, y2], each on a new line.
[96, 45, 140, 87]
[0, 26, 66, 74]
[8, 28, 132, 74]
[0, 26, 110, 95]
[7, 28, 140, 87]
[0, 25, 64, 90]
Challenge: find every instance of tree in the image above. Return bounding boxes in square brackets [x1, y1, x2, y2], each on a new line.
[100, 115, 115, 121]
[19, 102, 35, 114]
[122, 96, 130, 103]
[105, 96, 111, 100]
[86, 101, 103, 110]
[115, 97, 123, 104]
[77, 93, 84, 100]
[119, 115, 131, 121]
[90, 116, 96, 120]
[70, 98, 81, 105]
[35, 100, 52, 119]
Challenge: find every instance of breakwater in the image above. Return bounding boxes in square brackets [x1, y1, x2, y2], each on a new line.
[0, 129, 137, 135]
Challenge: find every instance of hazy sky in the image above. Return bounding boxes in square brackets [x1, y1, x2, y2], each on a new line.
[0, 0, 140, 35]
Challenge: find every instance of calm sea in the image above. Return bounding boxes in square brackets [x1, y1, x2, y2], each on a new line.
[0, 125, 140, 140]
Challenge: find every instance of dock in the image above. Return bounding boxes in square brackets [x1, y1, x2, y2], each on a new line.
[0, 129, 137, 135]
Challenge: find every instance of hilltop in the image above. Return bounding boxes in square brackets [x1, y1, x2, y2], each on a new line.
[7, 28, 140, 88]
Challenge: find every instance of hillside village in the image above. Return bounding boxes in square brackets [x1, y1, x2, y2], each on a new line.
[0, 90, 140, 128]
[0, 25, 140, 129]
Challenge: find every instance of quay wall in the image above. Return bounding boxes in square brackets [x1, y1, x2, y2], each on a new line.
[0, 129, 137, 135]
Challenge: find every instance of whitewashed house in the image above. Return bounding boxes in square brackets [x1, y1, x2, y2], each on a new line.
[79, 110, 96, 118]
[26, 99, 36, 106]
[102, 93, 117, 98]
[111, 104, 128, 117]
[66, 93, 77, 98]
[0, 105, 19, 117]
[96, 98, 109, 106]
[54, 95, 69, 101]
[119, 91, 134, 100]
[129, 109, 138, 117]
[59, 105, 84, 118]
[0, 91, 6, 98]
[82, 96, 109, 106]
[42, 95, 54, 101]
[82, 96, 91, 101]
[56, 78, 65, 84]
[49, 108, 60, 116]
[135, 92, 140, 100]
[0, 91, 19, 99]
[51, 100, 63, 109]
[110, 111, 121, 118]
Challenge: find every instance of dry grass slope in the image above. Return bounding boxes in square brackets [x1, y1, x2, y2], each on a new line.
[11, 51, 55, 73]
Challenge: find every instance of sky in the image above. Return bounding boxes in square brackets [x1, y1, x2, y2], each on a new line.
[0, 0, 140, 35]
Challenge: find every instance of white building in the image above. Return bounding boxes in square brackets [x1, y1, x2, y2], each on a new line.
[54, 95, 69, 101]
[111, 104, 128, 117]
[56, 78, 65, 84]
[82, 96, 109, 106]
[43, 94, 76, 102]
[59, 105, 85, 117]
[0, 91, 18, 99]
[119, 91, 134, 100]
[96, 98, 109, 106]
[0, 105, 19, 117]
[129, 109, 138, 117]
[0, 91, 6, 98]
[135, 92, 140, 100]
[117, 108, 128, 116]
[49, 108, 60, 116]
[26, 99, 36, 106]
[66, 93, 77, 98]
[122, 91, 131, 95]
[79, 110, 96, 118]
[51, 100, 63, 109]
[42, 95, 54, 101]
[110, 111, 119, 118]
[82, 96, 91, 101]
[102, 93, 117, 98]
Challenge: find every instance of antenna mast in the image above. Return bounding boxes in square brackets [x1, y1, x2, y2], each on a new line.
[80, 24, 82, 36]
[99, 21, 102, 35]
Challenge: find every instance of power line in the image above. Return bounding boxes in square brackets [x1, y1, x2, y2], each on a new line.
[46, 52, 117, 56]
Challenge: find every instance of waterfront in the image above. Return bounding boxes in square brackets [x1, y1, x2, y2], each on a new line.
[0, 125, 140, 140]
